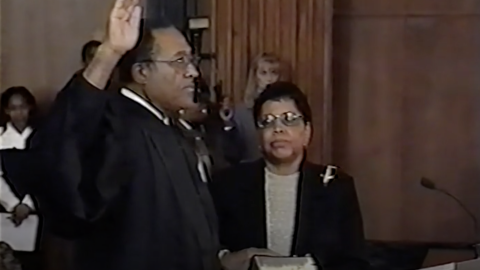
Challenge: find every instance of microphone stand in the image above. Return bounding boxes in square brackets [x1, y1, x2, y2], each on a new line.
[421, 178, 480, 258]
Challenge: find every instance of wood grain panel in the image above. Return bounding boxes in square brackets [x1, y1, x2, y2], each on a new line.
[211, 0, 333, 163]
[333, 1, 480, 242]
[400, 16, 480, 242]
[332, 17, 406, 240]
[334, 0, 406, 16]
[406, 0, 480, 15]
[335, 0, 480, 16]
[1, 0, 114, 103]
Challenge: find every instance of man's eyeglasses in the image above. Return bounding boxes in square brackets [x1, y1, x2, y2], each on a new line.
[149, 55, 200, 70]
[257, 112, 305, 129]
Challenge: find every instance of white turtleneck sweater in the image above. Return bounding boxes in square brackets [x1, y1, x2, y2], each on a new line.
[265, 168, 300, 256]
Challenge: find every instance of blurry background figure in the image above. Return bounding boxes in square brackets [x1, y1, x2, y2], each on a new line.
[176, 77, 244, 180]
[80, 40, 101, 68]
[0, 86, 36, 214]
[232, 53, 286, 162]
[0, 87, 40, 270]
[80, 40, 120, 92]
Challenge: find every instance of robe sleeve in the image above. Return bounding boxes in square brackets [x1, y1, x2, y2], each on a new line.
[20, 195, 35, 210]
[209, 169, 235, 251]
[2, 73, 132, 238]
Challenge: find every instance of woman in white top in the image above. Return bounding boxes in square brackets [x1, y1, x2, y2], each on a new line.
[210, 82, 368, 270]
[0, 86, 37, 225]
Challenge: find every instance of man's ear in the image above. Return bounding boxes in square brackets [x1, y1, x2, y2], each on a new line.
[131, 63, 149, 84]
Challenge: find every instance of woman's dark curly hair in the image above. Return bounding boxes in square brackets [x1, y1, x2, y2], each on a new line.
[0, 86, 37, 128]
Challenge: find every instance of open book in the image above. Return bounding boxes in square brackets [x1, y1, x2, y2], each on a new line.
[0, 213, 38, 251]
[251, 255, 318, 270]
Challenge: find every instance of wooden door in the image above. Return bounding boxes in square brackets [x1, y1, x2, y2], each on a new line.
[0, 0, 114, 104]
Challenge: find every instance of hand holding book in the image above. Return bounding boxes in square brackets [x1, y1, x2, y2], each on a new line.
[220, 248, 281, 270]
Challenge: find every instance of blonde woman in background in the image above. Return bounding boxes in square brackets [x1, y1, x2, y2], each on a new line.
[230, 53, 286, 162]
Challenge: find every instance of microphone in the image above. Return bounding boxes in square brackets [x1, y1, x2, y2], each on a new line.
[420, 177, 436, 190]
[420, 177, 479, 256]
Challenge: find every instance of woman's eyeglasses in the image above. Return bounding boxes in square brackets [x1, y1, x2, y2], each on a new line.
[257, 112, 304, 129]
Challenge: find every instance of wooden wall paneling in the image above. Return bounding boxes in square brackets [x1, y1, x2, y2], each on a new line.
[263, 0, 273, 53]
[257, 0, 265, 54]
[332, 17, 407, 240]
[334, 0, 406, 16]
[406, 0, 480, 15]
[248, 0, 259, 63]
[335, 0, 480, 16]
[400, 16, 480, 242]
[201, 0, 215, 84]
[281, 0, 297, 74]
[211, 0, 333, 163]
[320, 0, 334, 164]
[333, 0, 480, 242]
[231, 0, 244, 103]
[1, 0, 114, 103]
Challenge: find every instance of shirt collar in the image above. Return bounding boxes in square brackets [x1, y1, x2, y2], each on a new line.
[178, 118, 193, 130]
[120, 88, 169, 125]
[5, 122, 32, 136]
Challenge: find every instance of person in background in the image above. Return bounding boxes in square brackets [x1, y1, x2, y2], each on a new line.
[0, 87, 39, 270]
[81, 40, 120, 93]
[210, 82, 369, 270]
[0, 86, 36, 223]
[232, 53, 286, 162]
[81, 40, 101, 67]
[176, 77, 243, 180]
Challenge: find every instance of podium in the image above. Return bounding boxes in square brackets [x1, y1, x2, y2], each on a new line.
[421, 259, 480, 270]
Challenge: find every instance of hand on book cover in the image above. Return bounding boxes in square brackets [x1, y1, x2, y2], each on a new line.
[9, 203, 32, 227]
[221, 248, 281, 270]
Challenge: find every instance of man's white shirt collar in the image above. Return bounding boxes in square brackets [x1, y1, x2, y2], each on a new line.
[178, 118, 193, 131]
[120, 88, 169, 125]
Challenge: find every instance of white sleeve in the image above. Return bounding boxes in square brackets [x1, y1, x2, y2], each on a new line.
[218, 249, 230, 259]
[0, 176, 22, 212]
[20, 194, 35, 210]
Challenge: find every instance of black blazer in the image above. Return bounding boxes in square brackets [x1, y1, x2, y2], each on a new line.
[209, 159, 369, 270]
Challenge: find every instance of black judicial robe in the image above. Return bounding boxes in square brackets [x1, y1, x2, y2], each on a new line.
[2, 75, 221, 270]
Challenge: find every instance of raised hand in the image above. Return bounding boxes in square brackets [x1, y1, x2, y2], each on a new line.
[104, 0, 142, 55]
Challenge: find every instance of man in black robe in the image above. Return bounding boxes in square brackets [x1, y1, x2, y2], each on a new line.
[2, 0, 220, 269]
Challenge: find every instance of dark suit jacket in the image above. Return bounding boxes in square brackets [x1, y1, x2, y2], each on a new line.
[209, 159, 370, 270]
[202, 115, 245, 170]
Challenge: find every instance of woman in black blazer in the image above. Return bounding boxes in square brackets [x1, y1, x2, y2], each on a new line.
[210, 82, 369, 270]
